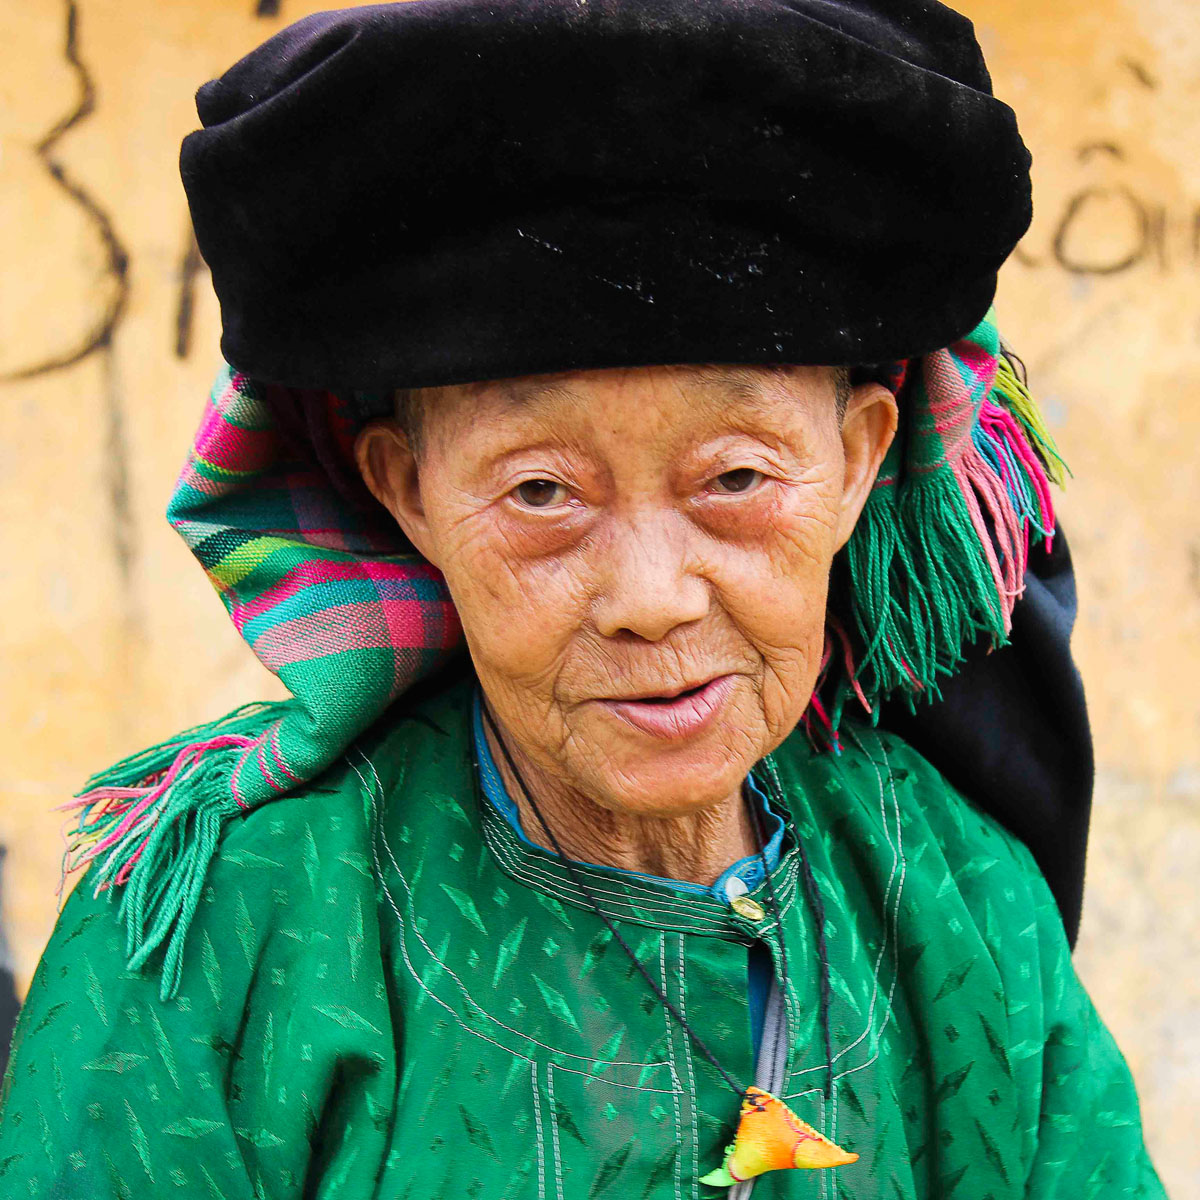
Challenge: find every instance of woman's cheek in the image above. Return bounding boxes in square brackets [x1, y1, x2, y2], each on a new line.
[725, 499, 835, 734]
[716, 490, 836, 625]
[448, 536, 586, 677]
[693, 485, 781, 543]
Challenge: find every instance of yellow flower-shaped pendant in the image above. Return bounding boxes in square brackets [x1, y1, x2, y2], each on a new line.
[699, 1086, 859, 1187]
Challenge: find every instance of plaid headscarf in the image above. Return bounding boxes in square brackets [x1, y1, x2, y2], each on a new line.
[58, 303, 1062, 1000]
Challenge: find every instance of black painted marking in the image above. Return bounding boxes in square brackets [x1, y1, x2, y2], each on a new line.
[175, 221, 205, 359]
[101, 345, 134, 589]
[1052, 186, 1151, 276]
[1119, 57, 1158, 90]
[256, 0, 281, 16]
[1077, 141, 1124, 163]
[1011, 241, 1041, 269]
[1, 0, 130, 383]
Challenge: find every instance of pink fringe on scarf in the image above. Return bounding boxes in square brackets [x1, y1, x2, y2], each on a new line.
[54, 732, 261, 893]
[953, 397, 1058, 637]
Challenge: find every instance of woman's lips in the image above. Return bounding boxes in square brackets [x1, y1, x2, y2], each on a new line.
[595, 674, 736, 740]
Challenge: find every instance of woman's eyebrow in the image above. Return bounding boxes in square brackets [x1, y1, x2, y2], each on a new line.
[691, 366, 776, 401]
[493, 367, 798, 428]
[687, 369, 809, 426]
[496, 379, 586, 415]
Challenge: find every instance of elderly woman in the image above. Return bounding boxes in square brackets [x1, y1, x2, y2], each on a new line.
[0, 1, 1166, 1197]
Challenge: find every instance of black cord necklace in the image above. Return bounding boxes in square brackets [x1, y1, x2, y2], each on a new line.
[478, 699, 859, 1188]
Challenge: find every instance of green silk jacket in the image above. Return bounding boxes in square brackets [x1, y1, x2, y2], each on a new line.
[0, 668, 1166, 1198]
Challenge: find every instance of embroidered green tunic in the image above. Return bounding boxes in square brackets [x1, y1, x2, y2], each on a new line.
[0, 668, 1165, 1198]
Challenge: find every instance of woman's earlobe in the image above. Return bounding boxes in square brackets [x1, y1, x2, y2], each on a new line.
[353, 420, 437, 562]
[354, 420, 404, 510]
[833, 382, 899, 552]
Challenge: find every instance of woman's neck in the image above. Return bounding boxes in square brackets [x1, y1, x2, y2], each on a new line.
[481, 706, 759, 886]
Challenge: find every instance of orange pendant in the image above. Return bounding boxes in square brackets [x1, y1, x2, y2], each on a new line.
[699, 1086, 859, 1187]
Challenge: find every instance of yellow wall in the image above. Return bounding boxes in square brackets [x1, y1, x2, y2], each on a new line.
[1, 1, 1196, 1192]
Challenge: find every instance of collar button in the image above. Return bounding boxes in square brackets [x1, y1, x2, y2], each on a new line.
[729, 895, 766, 922]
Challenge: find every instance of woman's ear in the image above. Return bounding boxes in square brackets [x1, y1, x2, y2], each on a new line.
[353, 419, 441, 568]
[833, 381, 898, 552]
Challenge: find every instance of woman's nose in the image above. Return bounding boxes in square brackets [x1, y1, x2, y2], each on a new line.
[590, 513, 711, 642]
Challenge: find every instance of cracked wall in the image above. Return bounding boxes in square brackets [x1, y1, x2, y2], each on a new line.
[0, 0, 1196, 1193]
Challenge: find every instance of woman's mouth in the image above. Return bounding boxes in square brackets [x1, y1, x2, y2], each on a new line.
[595, 674, 736, 740]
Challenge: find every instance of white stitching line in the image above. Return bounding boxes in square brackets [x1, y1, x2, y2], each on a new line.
[548, 1073, 679, 1094]
[350, 749, 676, 1077]
[676, 934, 699, 1196]
[548, 1065, 564, 1200]
[830, 729, 904, 1084]
[771, 729, 906, 1094]
[483, 823, 730, 917]
[489, 860, 798, 943]
[482, 814, 803, 927]
[359, 749, 678, 1074]
[494, 838, 802, 918]
[659, 936, 685, 1200]
[473, 734, 803, 918]
[832, 1049, 839, 1148]
[483, 830, 798, 942]
[354, 751, 535, 1066]
[359, 752, 523, 1045]
[356, 740, 556, 1193]
[829, 727, 905, 1072]
[474, 758, 733, 914]
[531, 1061, 547, 1200]
[667, 936, 684, 1194]
[818, 1090, 828, 1200]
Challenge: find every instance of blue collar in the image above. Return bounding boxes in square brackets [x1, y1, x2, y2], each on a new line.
[471, 686, 784, 900]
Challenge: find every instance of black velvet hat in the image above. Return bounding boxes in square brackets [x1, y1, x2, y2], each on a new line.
[180, 0, 1032, 391]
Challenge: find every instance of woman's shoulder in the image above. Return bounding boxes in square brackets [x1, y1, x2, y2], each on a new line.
[768, 716, 1079, 1094]
[5, 708, 401, 1096]
[2, 748, 400, 1196]
[772, 715, 1035, 845]
[33, 743, 385, 1016]
[175, 662, 478, 918]
[768, 715, 1062, 936]
[20, 678, 461, 1020]
[193, 664, 478, 907]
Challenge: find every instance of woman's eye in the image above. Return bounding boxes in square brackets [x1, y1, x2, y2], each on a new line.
[709, 467, 764, 494]
[512, 478, 569, 508]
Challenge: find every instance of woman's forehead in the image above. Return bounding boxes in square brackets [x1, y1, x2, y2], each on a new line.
[432, 362, 833, 420]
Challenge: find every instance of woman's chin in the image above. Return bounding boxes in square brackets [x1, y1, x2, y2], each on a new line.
[573, 740, 761, 819]
[554, 678, 772, 815]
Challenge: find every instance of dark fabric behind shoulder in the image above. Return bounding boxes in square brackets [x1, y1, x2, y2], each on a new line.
[878, 525, 1093, 947]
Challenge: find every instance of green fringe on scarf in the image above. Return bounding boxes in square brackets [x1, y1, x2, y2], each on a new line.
[833, 349, 1065, 731]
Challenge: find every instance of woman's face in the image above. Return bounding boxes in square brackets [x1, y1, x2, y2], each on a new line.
[356, 364, 895, 819]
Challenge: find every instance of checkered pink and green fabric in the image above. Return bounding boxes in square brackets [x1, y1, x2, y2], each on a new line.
[58, 369, 462, 997]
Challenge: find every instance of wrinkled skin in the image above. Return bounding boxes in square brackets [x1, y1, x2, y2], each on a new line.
[355, 364, 896, 882]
